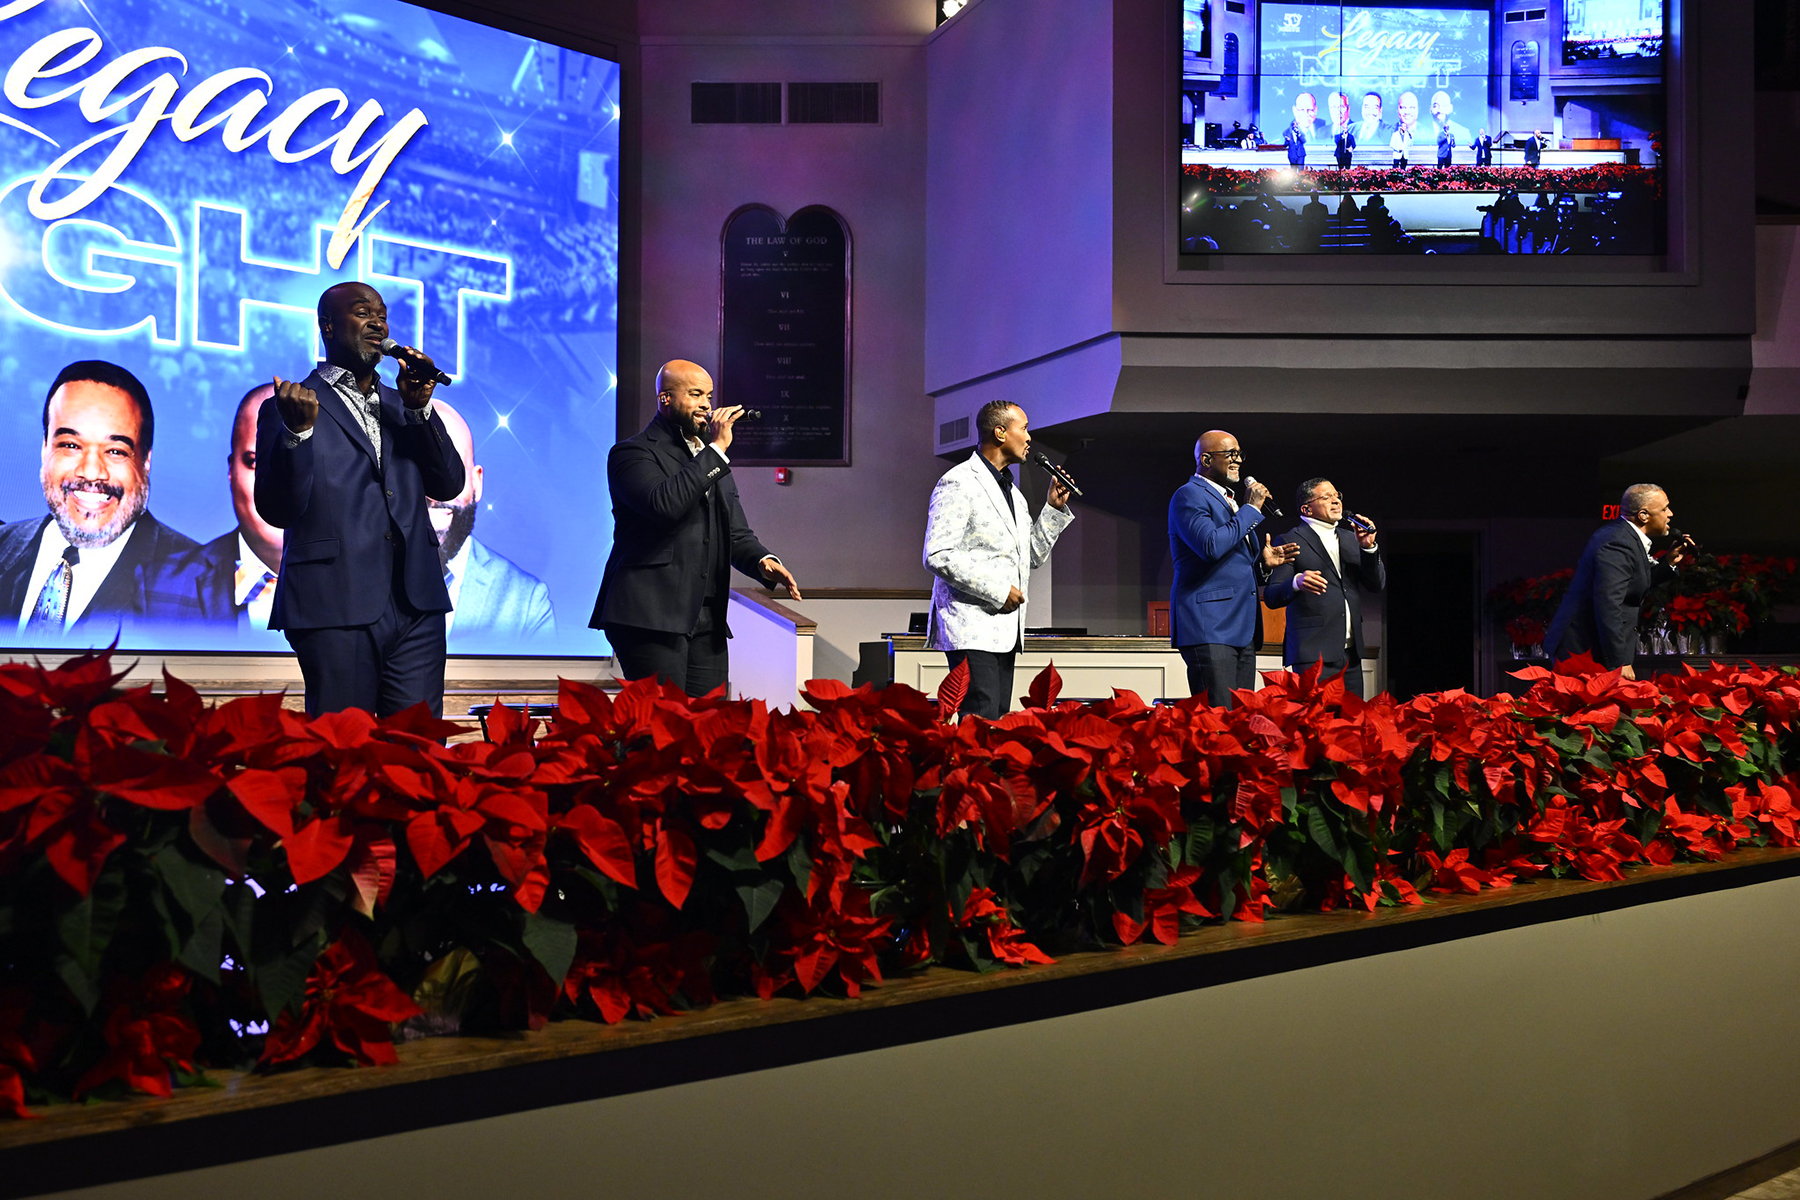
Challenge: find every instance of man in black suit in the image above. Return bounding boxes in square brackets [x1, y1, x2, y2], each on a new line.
[1545, 483, 1693, 677]
[0, 360, 210, 643]
[590, 359, 802, 696]
[255, 282, 465, 717]
[1523, 130, 1544, 168]
[1471, 128, 1494, 167]
[1265, 478, 1384, 697]
[1334, 124, 1356, 170]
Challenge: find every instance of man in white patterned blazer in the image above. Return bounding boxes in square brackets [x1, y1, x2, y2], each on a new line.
[924, 400, 1074, 719]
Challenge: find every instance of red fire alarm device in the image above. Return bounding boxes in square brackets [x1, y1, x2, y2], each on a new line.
[774, 467, 792, 485]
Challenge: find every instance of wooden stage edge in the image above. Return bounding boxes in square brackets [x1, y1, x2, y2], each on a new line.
[6, 847, 1800, 1194]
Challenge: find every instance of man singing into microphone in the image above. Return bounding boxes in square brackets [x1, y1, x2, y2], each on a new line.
[1168, 430, 1298, 707]
[1544, 483, 1692, 678]
[255, 282, 465, 716]
[924, 400, 1073, 719]
[1266, 478, 1384, 697]
[590, 359, 801, 696]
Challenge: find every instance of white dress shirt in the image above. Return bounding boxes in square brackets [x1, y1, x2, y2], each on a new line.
[234, 531, 280, 631]
[1625, 519, 1653, 561]
[1303, 515, 1351, 649]
[16, 519, 139, 632]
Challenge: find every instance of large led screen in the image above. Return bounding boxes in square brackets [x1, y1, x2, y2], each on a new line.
[1178, 1, 1667, 255]
[0, 0, 620, 655]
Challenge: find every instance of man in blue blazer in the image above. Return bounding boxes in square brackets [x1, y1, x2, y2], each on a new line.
[1265, 478, 1385, 698]
[254, 282, 465, 717]
[590, 359, 801, 696]
[1545, 483, 1692, 676]
[1169, 430, 1298, 707]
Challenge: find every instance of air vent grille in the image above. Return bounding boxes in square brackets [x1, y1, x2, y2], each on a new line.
[938, 416, 969, 447]
[788, 82, 881, 124]
[691, 82, 782, 124]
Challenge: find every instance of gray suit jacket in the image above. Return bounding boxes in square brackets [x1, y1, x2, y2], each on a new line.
[450, 538, 554, 648]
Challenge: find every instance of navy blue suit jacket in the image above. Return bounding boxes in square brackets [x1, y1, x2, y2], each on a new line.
[1266, 521, 1385, 666]
[1169, 476, 1267, 650]
[1545, 521, 1674, 669]
[590, 414, 771, 636]
[253, 370, 464, 631]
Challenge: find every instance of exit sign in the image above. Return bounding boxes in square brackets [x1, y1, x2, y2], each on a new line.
[1601, 504, 1620, 520]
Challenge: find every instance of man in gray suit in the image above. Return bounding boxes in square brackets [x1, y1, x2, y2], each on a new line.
[432, 400, 555, 649]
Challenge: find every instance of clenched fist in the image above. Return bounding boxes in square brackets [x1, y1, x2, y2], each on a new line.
[273, 375, 319, 433]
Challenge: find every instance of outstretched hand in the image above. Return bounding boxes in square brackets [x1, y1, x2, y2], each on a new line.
[1262, 535, 1300, 569]
[760, 556, 802, 601]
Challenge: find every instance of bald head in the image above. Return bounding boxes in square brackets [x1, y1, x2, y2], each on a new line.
[656, 359, 715, 439]
[1195, 429, 1244, 486]
[428, 399, 482, 567]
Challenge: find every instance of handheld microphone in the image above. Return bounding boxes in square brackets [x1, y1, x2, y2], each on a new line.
[1028, 450, 1084, 499]
[1343, 512, 1376, 535]
[1243, 475, 1282, 517]
[379, 338, 452, 386]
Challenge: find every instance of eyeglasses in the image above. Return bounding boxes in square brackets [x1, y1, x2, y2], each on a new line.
[1204, 449, 1243, 461]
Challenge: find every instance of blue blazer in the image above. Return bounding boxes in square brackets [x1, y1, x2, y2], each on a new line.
[1169, 476, 1267, 649]
[449, 538, 555, 649]
[253, 370, 465, 631]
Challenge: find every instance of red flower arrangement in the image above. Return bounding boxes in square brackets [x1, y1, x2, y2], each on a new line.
[2, 648, 1800, 1115]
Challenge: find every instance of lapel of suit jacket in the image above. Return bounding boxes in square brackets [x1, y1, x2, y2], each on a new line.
[454, 539, 495, 628]
[0, 516, 51, 617]
[967, 454, 1027, 561]
[379, 386, 406, 467]
[1295, 521, 1344, 586]
[83, 512, 158, 620]
[311, 370, 380, 468]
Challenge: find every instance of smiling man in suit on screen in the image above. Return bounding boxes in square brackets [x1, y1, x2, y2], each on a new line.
[923, 400, 1073, 720]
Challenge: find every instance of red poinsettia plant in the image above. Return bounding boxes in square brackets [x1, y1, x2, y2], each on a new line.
[2, 647, 1799, 1117]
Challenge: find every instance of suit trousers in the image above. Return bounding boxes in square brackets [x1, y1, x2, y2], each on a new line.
[946, 648, 1015, 720]
[1179, 642, 1256, 709]
[286, 591, 448, 718]
[608, 623, 729, 698]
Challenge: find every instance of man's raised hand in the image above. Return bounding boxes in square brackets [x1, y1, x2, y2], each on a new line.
[273, 376, 318, 433]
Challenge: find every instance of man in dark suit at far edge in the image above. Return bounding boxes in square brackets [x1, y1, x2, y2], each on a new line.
[1545, 483, 1694, 678]
[1265, 477, 1385, 698]
[590, 359, 802, 697]
[255, 282, 465, 717]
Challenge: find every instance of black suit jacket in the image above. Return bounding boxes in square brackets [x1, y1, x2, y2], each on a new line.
[1265, 521, 1385, 665]
[0, 512, 211, 636]
[253, 370, 464, 631]
[590, 414, 772, 636]
[1545, 521, 1675, 669]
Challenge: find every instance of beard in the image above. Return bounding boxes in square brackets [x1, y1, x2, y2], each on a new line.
[45, 475, 147, 549]
[433, 499, 477, 571]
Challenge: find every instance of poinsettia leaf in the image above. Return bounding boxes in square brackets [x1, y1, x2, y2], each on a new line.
[153, 843, 226, 927]
[1304, 804, 1346, 866]
[1024, 662, 1063, 710]
[522, 912, 577, 987]
[736, 875, 786, 933]
[177, 906, 225, 985]
[785, 838, 813, 896]
[55, 871, 125, 1013]
[655, 824, 697, 909]
[936, 658, 970, 717]
[559, 805, 637, 889]
[254, 929, 324, 1019]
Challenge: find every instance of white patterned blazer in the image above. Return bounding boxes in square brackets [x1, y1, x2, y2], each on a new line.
[923, 452, 1073, 653]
